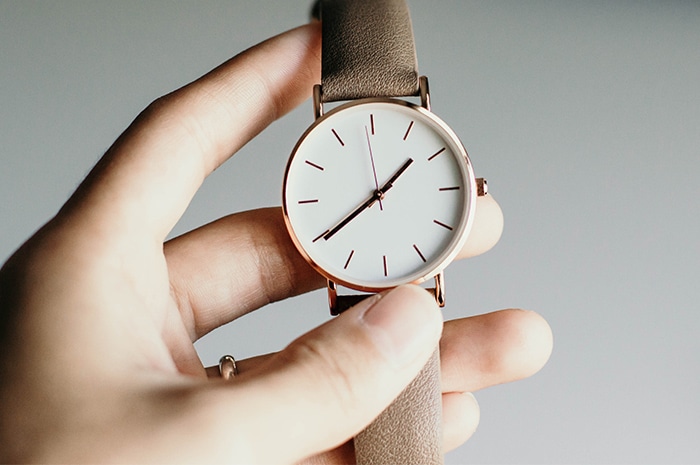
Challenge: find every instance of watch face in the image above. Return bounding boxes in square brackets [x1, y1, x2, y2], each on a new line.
[283, 99, 476, 291]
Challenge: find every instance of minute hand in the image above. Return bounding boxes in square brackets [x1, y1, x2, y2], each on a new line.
[322, 158, 414, 241]
[323, 190, 382, 241]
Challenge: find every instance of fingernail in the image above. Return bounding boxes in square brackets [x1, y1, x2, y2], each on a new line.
[359, 286, 442, 368]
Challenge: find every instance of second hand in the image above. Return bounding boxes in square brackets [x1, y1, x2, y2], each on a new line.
[365, 125, 383, 211]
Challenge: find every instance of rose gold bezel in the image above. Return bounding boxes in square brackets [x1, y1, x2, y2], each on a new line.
[282, 97, 477, 293]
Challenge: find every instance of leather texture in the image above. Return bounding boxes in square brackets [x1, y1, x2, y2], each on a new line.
[316, 2, 443, 462]
[354, 349, 443, 465]
[319, 0, 420, 102]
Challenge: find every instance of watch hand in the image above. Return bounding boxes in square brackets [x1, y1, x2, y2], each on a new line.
[365, 125, 383, 211]
[321, 158, 414, 242]
[323, 189, 383, 241]
[377, 157, 414, 194]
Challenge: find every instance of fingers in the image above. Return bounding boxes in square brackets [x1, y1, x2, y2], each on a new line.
[203, 307, 550, 459]
[167, 195, 504, 340]
[301, 393, 481, 463]
[165, 208, 324, 340]
[62, 23, 322, 243]
[457, 194, 504, 260]
[197, 286, 443, 464]
[203, 312, 553, 391]
[438, 309, 551, 453]
[442, 392, 480, 452]
[440, 309, 553, 393]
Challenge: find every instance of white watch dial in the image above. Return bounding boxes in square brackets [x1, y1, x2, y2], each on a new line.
[283, 99, 476, 291]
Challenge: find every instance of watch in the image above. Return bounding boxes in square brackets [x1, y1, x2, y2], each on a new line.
[282, 1, 485, 463]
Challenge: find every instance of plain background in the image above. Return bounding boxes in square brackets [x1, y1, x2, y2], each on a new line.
[1, 1, 699, 463]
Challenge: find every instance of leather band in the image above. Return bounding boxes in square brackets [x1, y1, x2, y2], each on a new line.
[354, 349, 443, 465]
[315, 2, 443, 463]
[317, 0, 420, 102]
[331, 287, 440, 316]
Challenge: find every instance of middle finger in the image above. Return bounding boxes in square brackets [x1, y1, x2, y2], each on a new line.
[167, 196, 503, 341]
[205, 308, 553, 393]
[166, 207, 324, 341]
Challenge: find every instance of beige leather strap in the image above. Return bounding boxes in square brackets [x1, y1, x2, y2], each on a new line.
[314, 2, 442, 463]
[355, 349, 443, 465]
[317, 0, 420, 102]
[331, 287, 442, 316]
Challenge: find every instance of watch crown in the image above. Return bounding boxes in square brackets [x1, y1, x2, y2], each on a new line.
[476, 178, 488, 197]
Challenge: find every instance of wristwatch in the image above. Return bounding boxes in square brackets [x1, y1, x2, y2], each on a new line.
[282, 1, 485, 463]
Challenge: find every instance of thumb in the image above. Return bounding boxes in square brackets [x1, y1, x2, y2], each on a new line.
[208, 285, 443, 464]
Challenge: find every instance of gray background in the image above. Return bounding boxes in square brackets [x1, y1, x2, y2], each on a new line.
[1, 1, 698, 463]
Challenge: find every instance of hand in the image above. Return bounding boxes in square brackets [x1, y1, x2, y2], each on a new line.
[377, 156, 413, 193]
[0, 23, 552, 464]
[322, 158, 413, 241]
[365, 125, 383, 210]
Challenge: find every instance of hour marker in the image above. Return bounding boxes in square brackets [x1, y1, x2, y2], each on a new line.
[383, 255, 388, 277]
[428, 147, 446, 161]
[298, 199, 319, 204]
[413, 244, 427, 262]
[439, 186, 460, 191]
[344, 250, 355, 269]
[370, 114, 375, 135]
[403, 121, 414, 141]
[313, 229, 329, 243]
[305, 160, 324, 171]
[433, 220, 454, 231]
[331, 128, 345, 146]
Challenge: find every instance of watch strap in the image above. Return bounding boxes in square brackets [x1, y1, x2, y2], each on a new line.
[317, 0, 420, 102]
[354, 348, 443, 465]
[313, 1, 443, 463]
[331, 286, 443, 316]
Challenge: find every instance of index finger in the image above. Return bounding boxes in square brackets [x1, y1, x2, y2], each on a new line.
[62, 23, 321, 243]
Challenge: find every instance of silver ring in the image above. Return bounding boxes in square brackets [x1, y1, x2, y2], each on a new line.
[218, 355, 239, 380]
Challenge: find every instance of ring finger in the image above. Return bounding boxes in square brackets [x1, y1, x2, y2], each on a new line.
[203, 307, 552, 452]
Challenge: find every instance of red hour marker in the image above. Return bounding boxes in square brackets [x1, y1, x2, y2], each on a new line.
[344, 250, 355, 269]
[313, 229, 329, 243]
[305, 160, 325, 171]
[413, 244, 427, 262]
[403, 121, 414, 141]
[428, 147, 446, 161]
[433, 220, 454, 231]
[383, 255, 388, 277]
[370, 114, 375, 135]
[331, 128, 345, 146]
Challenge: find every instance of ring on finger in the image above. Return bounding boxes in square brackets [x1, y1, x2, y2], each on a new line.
[218, 355, 239, 380]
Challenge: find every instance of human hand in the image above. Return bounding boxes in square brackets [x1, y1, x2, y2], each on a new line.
[0, 23, 552, 464]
